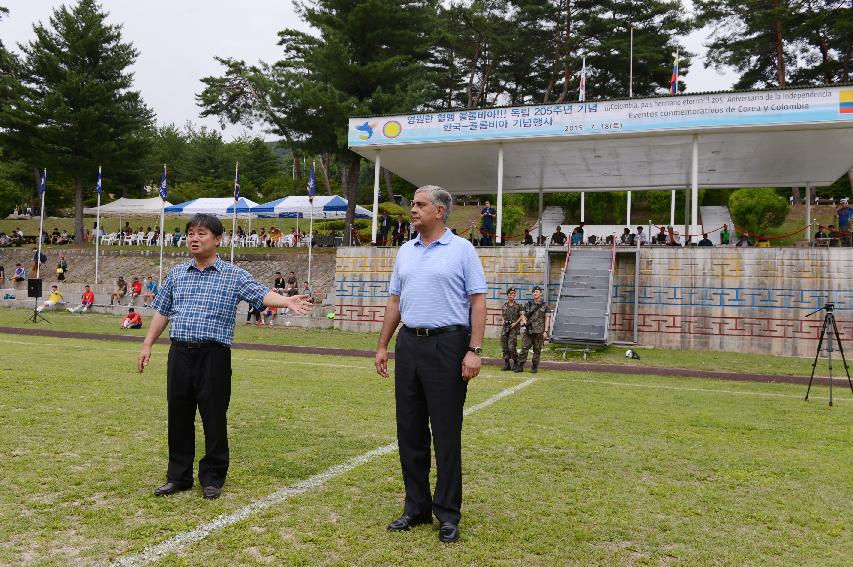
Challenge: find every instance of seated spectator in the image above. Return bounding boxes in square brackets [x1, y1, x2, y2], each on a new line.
[50, 228, 61, 243]
[303, 280, 315, 304]
[656, 226, 667, 245]
[536, 234, 547, 246]
[636, 226, 648, 245]
[129, 276, 143, 304]
[523, 229, 533, 245]
[286, 271, 298, 296]
[587, 234, 598, 245]
[263, 306, 277, 326]
[720, 224, 730, 245]
[0, 264, 4, 286]
[736, 233, 751, 247]
[37, 285, 64, 312]
[246, 304, 263, 325]
[620, 227, 633, 245]
[13, 263, 26, 282]
[142, 276, 158, 307]
[570, 228, 583, 246]
[666, 226, 680, 246]
[67, 285, 95, 313]
[550, 226, 567, 246]
[698, 233, 714, 246]
[57, 230, 71, 244]
[814, 228, 828, 239]
[111, 276, 127, 305]
[121, 307, 143, 329]
[172, 227, 182, 246]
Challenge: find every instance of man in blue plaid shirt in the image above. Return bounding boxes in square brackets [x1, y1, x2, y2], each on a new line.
[137, 214, 311, 500]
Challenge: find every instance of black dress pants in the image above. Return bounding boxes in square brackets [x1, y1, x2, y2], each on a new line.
[166, 342, 232, 488]
[394, 327, 469, 525]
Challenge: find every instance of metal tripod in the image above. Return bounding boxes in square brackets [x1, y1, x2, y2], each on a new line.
[25, 297, 49, 324]
[805, 304, 853, 406]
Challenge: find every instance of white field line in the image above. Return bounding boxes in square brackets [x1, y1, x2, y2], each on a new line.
[109, 377, 538, 567]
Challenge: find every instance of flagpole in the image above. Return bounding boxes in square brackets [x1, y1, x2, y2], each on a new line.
[629, 25, 634, 98]
[231, 162, 238, 262]
[36, 169, 46, 280]
[158, 164, 166, 285]
[308, 160, 315, 285]
[95, 166, 101, 285]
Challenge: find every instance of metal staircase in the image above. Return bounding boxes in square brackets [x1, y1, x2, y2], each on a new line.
[550, 247, 615, 345]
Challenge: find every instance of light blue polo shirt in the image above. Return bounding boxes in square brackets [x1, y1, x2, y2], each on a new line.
[389, 228, 487, 328]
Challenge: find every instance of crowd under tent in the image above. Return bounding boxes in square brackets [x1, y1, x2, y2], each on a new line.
[348, 84, 853, 244]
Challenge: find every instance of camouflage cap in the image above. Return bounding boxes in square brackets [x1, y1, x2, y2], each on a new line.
[532, 286, 543, 292]
[506, 287, 516, 294]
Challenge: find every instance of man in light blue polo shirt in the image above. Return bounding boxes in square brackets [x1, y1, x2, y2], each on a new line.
[375, 185, 487, 543]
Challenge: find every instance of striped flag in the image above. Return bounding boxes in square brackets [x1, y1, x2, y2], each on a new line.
[39, 170, 46, 194]
[578, 57, 587, 102]
[96, 169, 102, 194]
[159, 165, 168, 199]
[670, 49, 679, 95]
[234, 163, 241, 201]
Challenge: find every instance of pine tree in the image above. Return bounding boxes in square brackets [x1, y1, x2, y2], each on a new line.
[199, 0, 440, 243]
[695, 0, 800, 88]
[0, 0, 153, 241]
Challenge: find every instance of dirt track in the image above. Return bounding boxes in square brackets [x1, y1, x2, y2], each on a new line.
[2, 325, 840, 388]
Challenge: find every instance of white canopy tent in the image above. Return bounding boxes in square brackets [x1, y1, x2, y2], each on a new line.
[348, 84, 853, 244]
[253, 195, 374, 218]
[164, 197, 261, 218]
[83, 196, 173, 216]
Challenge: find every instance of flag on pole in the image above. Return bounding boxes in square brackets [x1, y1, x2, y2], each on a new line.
[159, 165, 168, 199]
[578, 57, 587, 102]
[308, 164, 316, 204]
[39, 171, 46, 194]
[96, 169, 102, 194]
[670, 50, 679, 95]
[234, 164, 241, 201]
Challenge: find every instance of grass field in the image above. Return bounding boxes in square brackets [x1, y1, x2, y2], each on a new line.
[1, 319, 851, 565]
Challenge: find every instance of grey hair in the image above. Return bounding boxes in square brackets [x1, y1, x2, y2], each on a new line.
[414, 185, 452, 223]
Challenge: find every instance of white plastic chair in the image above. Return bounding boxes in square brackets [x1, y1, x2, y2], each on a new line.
[144, 231, 155, 246]
[101, 232, 118, 245]
[245, 234, 259, 247]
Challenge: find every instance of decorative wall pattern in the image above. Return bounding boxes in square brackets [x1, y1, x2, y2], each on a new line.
[334, 246, 853, 355]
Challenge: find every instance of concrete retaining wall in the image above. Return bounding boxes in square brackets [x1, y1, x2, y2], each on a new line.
[334, 245, 853, 356]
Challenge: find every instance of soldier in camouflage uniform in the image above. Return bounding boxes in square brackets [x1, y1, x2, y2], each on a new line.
[515, 286, 551, 373]
[500, 288, 524, 371]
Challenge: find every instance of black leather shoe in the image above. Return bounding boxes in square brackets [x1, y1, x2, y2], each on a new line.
[501, 359, 512, 371]
[387, 513, 432, 531]
[202, 485, 222, 500]
[531, 365, 538, 373]
[513, 363, 523, 373]
[154, 482, 191, 497]
[439, 522, 459, 543]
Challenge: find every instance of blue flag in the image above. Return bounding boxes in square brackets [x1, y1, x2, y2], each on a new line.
[39, 170, 46, 194]
[159, 166, 168, 200]
[308, 165, 316, 203]
[96, 170, 102, 194]
[234, 165, 241, 201]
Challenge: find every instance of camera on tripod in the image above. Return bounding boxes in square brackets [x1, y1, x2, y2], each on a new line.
[804, 301, 853, 406]
[806, 302, 834, 317]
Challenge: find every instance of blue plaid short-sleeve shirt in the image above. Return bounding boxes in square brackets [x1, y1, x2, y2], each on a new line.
[152, 257, 268, 347]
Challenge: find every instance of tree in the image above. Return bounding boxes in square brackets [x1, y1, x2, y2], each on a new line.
[0, 0, 154, 241]
[696, 0, 801, 88]
[728, 187, 789, 236]
[199, 0, 440, 244]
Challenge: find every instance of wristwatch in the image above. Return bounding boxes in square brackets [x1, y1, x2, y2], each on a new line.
[467, 346, 483, 356]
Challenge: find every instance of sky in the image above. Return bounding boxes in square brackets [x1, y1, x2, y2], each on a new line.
[2, 1, 738, 141]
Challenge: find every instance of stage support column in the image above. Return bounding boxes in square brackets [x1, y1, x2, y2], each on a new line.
[684, 187, 689, 246]
[371, 151, 380, 244]
[627, 191, 632, 226]
[537, 185, 543, 244]
[670, 190, 675, 226]
[580, 192, 585, 222]
[496, 144, 504, 244]
[806, 183, 812, 244]
[690, 134, 699, 243]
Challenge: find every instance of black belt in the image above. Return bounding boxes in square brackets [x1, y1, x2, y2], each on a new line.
[402, 324, 468, 337]
[171, 339, 227, 349]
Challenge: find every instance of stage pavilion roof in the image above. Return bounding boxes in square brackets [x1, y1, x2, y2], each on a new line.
[348, 84, 853, 194]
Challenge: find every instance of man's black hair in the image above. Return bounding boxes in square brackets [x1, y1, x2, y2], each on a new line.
[185, 213, 224, 236]
[128, 307, 134, 312]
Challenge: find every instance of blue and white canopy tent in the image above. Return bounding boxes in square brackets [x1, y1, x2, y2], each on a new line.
[164, 197, 261, 218]
[252, 195, 373, 219]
